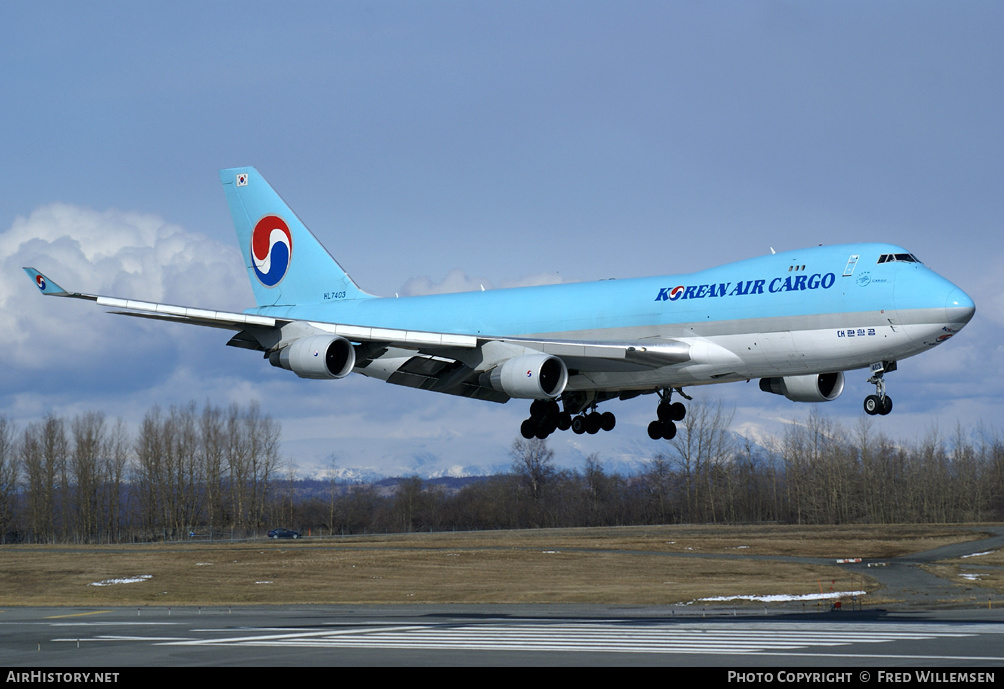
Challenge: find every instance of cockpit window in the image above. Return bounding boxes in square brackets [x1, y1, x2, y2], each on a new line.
[877, 253, 922, 264]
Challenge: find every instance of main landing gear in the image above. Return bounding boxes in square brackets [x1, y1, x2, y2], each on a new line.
[863, 361, 896, 416]
[519, 400, 617, 439]
[519, 388, 691, 440]
[647, 388, 689, 440]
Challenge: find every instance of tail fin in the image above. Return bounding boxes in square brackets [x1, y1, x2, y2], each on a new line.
[219, 167, 371, 307]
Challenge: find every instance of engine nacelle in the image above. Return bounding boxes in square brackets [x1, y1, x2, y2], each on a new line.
[269, 335, 356, 380]
[759, 372, 845, 402]
[482, 353, 568, 399]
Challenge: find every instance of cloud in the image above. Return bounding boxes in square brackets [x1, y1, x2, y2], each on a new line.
[3, 202, 248, 306]
[2, 203, 249, 410]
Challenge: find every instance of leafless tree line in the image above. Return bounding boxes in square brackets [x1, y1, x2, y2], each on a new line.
[642, 402, 1004, 526]
[0, 401, 281, 543]
[1, 400, 1001, 542]
[292, 403, 1004, 534]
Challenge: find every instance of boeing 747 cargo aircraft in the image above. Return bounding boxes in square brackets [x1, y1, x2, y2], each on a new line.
[25, 167, 975, 440]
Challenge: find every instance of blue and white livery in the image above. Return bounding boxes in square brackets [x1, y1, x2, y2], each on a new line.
[24, 167, 976, 440]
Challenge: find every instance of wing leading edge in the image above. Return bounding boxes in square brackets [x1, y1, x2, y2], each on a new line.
[22, 267, 692, 403]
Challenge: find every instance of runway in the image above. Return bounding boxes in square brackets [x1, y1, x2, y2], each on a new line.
[4, 528, 1003, 667]
[3, 605, 1003, 667]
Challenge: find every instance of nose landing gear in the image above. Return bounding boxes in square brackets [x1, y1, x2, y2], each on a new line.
[864, 361, 896, 416]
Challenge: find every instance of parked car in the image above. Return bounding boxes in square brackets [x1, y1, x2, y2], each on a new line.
[267, 528, 301, 539]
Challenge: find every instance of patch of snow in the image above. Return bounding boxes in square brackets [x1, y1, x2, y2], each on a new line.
[691, 590, 866, 604]
[89, 575, 152, 587]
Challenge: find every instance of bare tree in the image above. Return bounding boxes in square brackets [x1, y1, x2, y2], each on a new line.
[21, 415, 68, 543]
[199, 403, 226, 537]
[393, 476, 424, 532]
[102, 418, 130, 542]
[510, 437, 555, 501]
[245, 402, 281, 530]
[668, 399, 734, 522]
[641, 453, 675, 523]
[134, 406, 166, 536]
[224, 402, 249, 530]
[0, 417, 17, 542]
[71, 411, 105, 542]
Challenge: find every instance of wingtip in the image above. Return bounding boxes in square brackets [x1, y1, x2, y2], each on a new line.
[23, 267, 68, 296]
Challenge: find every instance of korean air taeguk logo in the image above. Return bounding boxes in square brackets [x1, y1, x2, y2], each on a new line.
[251, 215, 293, 287]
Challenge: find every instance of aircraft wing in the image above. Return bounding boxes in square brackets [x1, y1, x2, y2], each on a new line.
[24, 268, 691, 401]
[23, 268, 279, 330]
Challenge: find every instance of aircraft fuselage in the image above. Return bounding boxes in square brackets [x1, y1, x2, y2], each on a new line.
[252, 242, 972, 393]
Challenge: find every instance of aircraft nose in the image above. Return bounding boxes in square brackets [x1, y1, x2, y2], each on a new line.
[946, 287, 975, 327]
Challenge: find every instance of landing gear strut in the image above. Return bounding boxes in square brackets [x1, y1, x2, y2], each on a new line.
[647, 388, 688, 440]
[863, 361, 896, 416]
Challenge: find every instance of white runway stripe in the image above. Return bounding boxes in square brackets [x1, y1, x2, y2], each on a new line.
[166, 621, 996, 656]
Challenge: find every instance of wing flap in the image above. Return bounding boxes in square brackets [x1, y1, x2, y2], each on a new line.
[307, 321, 478, 349]
[385, 355, 509, 403]
[498, 337, 691, 368]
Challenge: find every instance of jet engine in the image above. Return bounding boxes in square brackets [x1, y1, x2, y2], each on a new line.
[482, 353, 568, 399]
[269, 335, 356, 379]
[759, 372, 845, 402]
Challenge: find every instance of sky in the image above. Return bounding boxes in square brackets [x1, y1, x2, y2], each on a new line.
[2, 1, 1003, 477]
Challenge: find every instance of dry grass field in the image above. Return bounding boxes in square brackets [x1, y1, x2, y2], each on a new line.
[0, 524, 998, 607]
[924, 546, 1004, 596]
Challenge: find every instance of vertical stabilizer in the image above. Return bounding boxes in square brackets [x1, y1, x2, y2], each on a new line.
[220, 167, 370, 307]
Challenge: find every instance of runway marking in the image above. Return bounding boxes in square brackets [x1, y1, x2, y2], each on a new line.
[44, 611, 114, 619]
[162, 621, 1003, 658]
[54, 635, 195, 643]
[50, 622, 180, 626]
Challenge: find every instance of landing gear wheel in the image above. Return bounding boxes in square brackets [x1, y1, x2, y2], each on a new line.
[535, 419, 556, 439]
[586, 412, 602, 434]
[670, 402, 686, 421]
[557, 411, 572, 431]
[657, 401, 686, 422]
[647, 419, 676, 440]
[529, 400, 549, 418]
[571, 415, 587, 434]
[520, 418, 536, 438]
[863, 393, 879, 415]
[600, 411, 616, 432]
[879, 395, 893, 415]
[661, 420, 677, 440]
[657, 402, 673, 422]
[522, 400, 563, 438]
